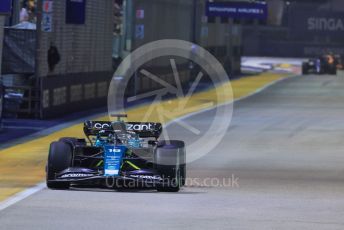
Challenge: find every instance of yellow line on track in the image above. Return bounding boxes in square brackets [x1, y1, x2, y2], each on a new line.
[0, 72, 288, 201]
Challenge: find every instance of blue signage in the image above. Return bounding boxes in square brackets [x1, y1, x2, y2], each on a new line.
[0, 0, 12, 14]
[206, 1, 268, 20]
[135, 24, 144, 39]
[66, 0, 86, 24]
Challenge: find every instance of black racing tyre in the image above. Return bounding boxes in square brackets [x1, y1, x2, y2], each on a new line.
[330, 67, 337, 75]
[302, 63, 308, 75]
[158, 140, 186, 185]
[155, 140, 185, 192]
[46, 141, 73, 189]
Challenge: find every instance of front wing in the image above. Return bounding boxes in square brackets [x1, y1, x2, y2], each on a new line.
[48, 167, 164, 187]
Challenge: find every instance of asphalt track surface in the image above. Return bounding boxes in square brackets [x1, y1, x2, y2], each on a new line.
[1, 73, 344, 229]
[0, 72, 284, 201]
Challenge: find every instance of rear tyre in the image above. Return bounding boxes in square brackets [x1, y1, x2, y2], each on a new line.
[155, 140, 185, 192]
[302, 63, 309, 75]
[158, 140, 186, 185]
[46, 141, 73, 189]
[330, 67, 337, 75]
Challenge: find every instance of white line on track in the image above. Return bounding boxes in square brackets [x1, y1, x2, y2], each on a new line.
[0, 183, 46, 211]
[0, 74, 296, 212]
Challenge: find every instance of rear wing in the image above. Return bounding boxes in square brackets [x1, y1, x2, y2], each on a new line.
[83, 121, 163, 139]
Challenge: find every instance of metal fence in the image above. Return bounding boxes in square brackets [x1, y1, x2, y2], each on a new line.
[38, 0, 114, 118]
[37, 0, 114, 77]
[2, 28, 36, 74]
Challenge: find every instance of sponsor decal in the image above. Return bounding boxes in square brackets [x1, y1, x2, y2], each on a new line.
[129, 175, 161, 180]
[94, 123, 111, 129]
[105, 170, 119, 175]
[93, 122, 155, 131]
[60, 173, 94, 178]
[108, 148, 121, 153]
[127, 123, 153, 131]
[104, 145, 125, 176]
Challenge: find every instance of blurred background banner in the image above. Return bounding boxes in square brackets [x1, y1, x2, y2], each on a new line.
[66, 0, 86, 24]
[206, 1, 268, 20]
[0, 0, 12, 15]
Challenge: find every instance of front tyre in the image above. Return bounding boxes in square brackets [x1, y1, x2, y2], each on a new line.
[302, 63, 309, 75]
[46, 141, 73, 189]
[155, 140, 185, 192]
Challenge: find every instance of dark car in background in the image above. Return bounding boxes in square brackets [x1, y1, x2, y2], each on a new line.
[302, 54, 337, 75]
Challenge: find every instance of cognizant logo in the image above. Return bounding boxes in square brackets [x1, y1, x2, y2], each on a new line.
[127, 123, 153, 131]
[93, 123, 153, 131]
[94, 123, 111, 129]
